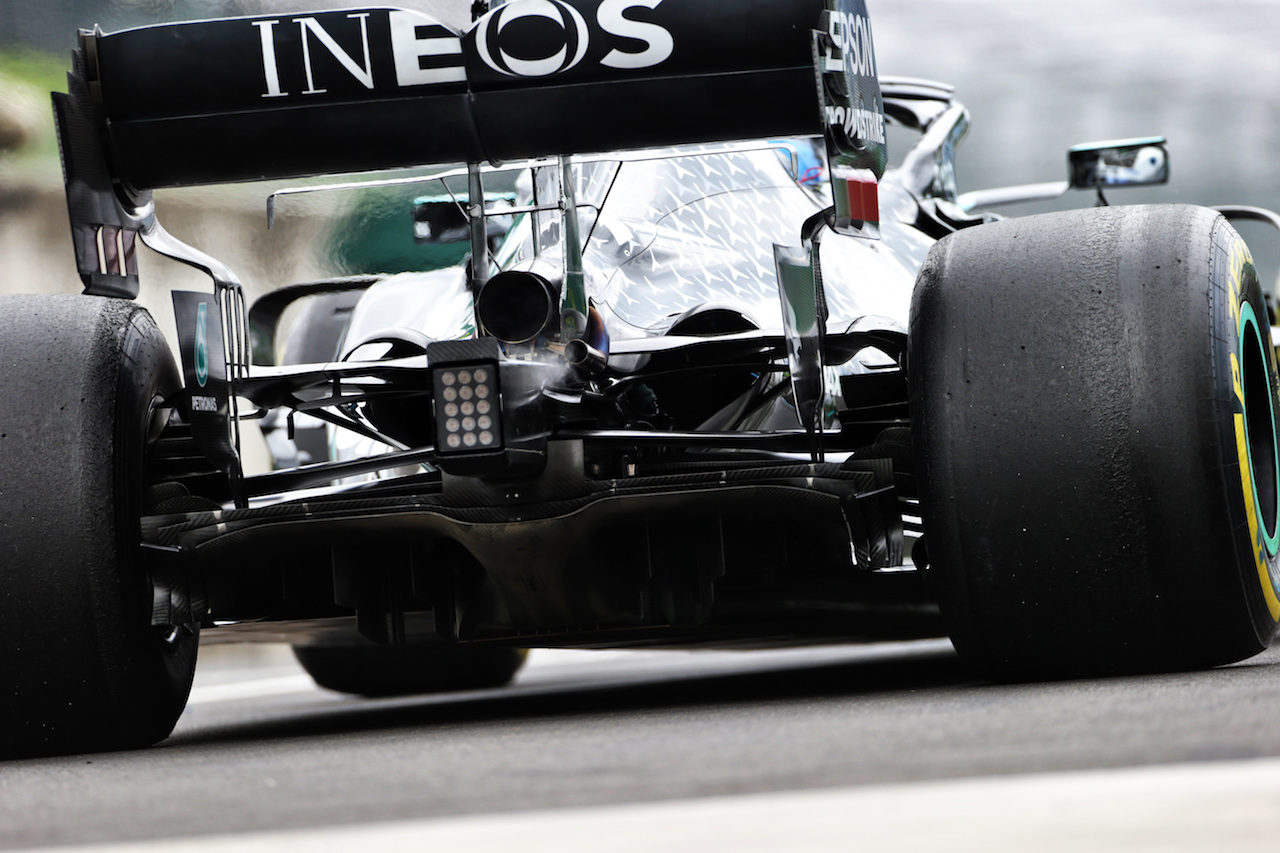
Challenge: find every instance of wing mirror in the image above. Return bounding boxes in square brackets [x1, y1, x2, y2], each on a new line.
[1068, 137, 1169, 189]
[958, 136, 1170, 211]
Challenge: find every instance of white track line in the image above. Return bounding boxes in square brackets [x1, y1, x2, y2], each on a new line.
[15, 757, 1280, 853]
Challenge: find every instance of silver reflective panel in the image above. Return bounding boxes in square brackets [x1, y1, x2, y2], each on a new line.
[501, 145, 922, 336]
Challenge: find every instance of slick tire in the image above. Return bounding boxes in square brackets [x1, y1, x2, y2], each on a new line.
[0, 295, 197, 756]
[293, 643, 527, 696]
[910, 205, 1280, 679]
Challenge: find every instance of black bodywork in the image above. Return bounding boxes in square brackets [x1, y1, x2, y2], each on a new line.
[53, 0, 958, 654]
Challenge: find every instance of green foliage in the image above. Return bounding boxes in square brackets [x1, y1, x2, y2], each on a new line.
[0, 47, 68, 163]
[0, 46, 68, 95]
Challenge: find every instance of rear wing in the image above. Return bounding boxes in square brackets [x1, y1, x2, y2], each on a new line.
[58, 1, 828, 192]
[49, 0, 886, 505]
[51, 0, 883, 298]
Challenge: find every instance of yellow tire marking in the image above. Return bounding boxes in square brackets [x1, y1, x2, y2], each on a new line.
[1229, 228, 1280, 618]
[1234, 412, 1280, 618]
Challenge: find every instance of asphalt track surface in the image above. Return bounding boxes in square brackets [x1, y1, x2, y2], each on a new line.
[4, 640, 1280, 851]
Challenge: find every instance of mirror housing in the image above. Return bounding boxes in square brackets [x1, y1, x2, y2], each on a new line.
[1068, 137, 1169, 189]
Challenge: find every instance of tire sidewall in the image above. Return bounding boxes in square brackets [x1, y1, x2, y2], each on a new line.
[1211, 219, 1280, 642]
[113, 309, 200, 733]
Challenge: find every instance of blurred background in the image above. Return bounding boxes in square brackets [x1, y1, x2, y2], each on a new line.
[2, 0, 1279, 319]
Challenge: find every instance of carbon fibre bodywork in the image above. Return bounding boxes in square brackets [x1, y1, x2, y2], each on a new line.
[58, 1, 958, 652]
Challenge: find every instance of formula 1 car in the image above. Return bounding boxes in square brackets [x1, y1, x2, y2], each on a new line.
[5, 0, 1280, 757]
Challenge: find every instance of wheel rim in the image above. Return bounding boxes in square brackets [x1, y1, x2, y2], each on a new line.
[1238, 302, 1280, 557]
[142, 393, 201, 653]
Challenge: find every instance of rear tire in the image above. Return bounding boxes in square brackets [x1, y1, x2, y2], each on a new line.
[293, 643, 526, 696]
[0, 295, 196, 756]
[910, 205, 1280, 679]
